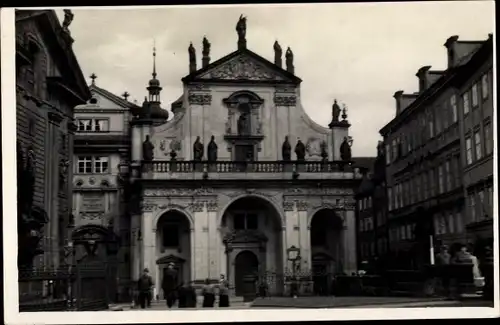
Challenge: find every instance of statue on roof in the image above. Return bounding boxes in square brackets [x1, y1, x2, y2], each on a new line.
[236, 15, 247, 50]
[202, 37, 211, 56]
[274, 41, 282, 68]
[62, 10, 74, 34]
[188, 43, 196, 67]
[285, 47, 294, 74]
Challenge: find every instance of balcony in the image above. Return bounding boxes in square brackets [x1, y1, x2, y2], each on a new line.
[140, 160, 360, 181]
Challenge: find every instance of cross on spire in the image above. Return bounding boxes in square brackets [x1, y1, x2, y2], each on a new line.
[90, 73, 97, 85]
[152, 39, 157, 79]
[122, 91, 130, 101]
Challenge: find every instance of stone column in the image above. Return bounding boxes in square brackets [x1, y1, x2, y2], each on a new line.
[131, 126, 142, 162]
[193, 202, 208, 281]
[151, 228, 158, 298]
[207, 201, 218, 279]
[190, 228, 195, 282]
[342, 209, 357, 274]
[141, 210, 154, 270]
[297, 201, 309, 270]
[130, 213, 141, 282]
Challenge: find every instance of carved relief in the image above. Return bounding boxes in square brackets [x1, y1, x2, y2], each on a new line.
[143, 188, 214, 197]
[274, 95, 297, 106]
[206, 200, 218, 212]
[296, 200, 308, 211]
[189, 201, 205, 213]
[284, 188, 354, 196]
[80, 212, 103, 220]
[188, 84, 209, 91]
[198, 56, 285, 81]
[274, 86, 296, 94]
[283, 201, 294, 211]
[188, 93, 212, 105]
[306, 137, 323, 157]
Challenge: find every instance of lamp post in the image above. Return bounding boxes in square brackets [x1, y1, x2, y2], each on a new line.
[287, 245, 301, 298]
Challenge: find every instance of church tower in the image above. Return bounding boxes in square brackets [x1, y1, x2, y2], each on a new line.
[146, 44, 163, 117]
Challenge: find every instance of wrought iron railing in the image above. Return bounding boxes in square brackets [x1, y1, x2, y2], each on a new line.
[142, 160, 354, 174]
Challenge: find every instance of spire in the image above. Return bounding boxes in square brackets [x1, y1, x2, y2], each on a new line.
[147, 39, 162, 103]
[152, 39, 157, 79]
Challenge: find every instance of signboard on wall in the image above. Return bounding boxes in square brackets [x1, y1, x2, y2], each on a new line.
[81, 193, 105, 213]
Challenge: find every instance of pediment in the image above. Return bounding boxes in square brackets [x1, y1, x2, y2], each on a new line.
[183, 49, 301, 84]
[156, 254, 186, 265]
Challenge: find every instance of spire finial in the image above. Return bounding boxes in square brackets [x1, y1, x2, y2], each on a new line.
[90, 73, 97, 85]
[152, 39, 157, 79]
[122, 91, 130, 100]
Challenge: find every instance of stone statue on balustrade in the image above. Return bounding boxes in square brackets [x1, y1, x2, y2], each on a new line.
[237, 112, 250, 135]
[207, 135, 218, 162]
[320, 141, 328, 162]
[295, 139, 306, 161]
[282, 136, 291, 161]
[142, 135, 155, 162]
[193, 136, 204, 161]
[340, 136, 352, 161]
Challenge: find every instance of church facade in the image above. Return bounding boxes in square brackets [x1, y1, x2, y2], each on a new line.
[128, 17, 363, 297]
[73, 16, 365, 298]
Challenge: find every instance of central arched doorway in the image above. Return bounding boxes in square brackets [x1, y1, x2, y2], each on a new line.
[309, 209, 344, 296]
[221, 195, 283, 296]
[234, 251, 259, 296]
[155, 210, 192, 298]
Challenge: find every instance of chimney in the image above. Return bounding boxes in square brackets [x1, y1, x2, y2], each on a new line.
[393, 90, 404, 115]
[444, 35, 459, 68]
[416, 66, 432, 92]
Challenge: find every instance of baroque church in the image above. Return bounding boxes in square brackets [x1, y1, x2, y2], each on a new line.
[72, 16, 365, 299]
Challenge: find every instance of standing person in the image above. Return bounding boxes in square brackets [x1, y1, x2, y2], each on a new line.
[137, 268, 154, 309]
[451, 244, 473, 298]
[435, 245, 451, 298]
[186, 281, 198, 308]
[202, 278, 215, 307]
[162, 262, 178, 309]
[177, 282, 187, 309]
[218, 274, 230, 307]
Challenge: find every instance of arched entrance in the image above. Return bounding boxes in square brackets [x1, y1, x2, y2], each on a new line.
[309, 209, 344, 296]
[221, 196, 283, 296]
[234, 251, 259, 296]
[155, 210, 191, 295]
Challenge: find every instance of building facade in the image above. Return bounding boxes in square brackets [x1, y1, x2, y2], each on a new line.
[379, 34, 493, 269]
[15, 10, 90, 270]
[107, 19, 365, 297]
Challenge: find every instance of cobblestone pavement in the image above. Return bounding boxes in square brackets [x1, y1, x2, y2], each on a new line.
[110, 296, 250, 311]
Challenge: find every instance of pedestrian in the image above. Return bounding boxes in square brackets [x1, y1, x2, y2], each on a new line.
[218, 275, 230, 307]
[202, 278, 215, 307]
[162, 262, 178, 309]
[177, 282, 187, 308]
[186, 281, 198, 308]
[435, 245, 451, 299]
[137, 268, 154, 309]
[451, 244, 474, 299]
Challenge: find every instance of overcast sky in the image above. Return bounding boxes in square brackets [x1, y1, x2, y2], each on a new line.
[56, 2, 494, 157]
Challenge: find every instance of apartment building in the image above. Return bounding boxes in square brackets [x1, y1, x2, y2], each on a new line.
[379, 34, 493, 269]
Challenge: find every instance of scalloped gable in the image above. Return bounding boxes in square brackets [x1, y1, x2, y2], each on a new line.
[182, 49, 302, 84]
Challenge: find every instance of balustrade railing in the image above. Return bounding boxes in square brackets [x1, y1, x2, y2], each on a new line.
[141, 160, 353, 174]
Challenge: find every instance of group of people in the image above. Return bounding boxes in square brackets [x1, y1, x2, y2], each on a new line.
[136, 263, 231, 309]
[434, 244, 489, 299]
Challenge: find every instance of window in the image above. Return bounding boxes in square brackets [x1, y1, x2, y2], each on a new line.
[94, 156, 109, 174]
[484, 123, 492, 155]
[435, 107, 441, 134]
[77, 156, 93, 174]
[394, 185, 399, 209]
[465, 137, 473, 165]
[462, 92, 470, 115]
[94, 119, 109, 132]
[478, 190, 485, 219]
[359, 219, 364, 232]
[481, 73, 488, 99]
[429, 169, 435, 197]
[438, 165, 444, 194]
[428, 112, 435, 138]
[421, 116, 427, 141]
[487, 186, 493, 210]
[385, 144, 391, 165]
[471, 83, 479, 108]
[162, 224, 179, 247]
[442, 104, 449, 130]
[455, 211, 463, 233]
[469, 195, 477, 223]
[233, 213, 258, 230]
[453, 156, 461, 188]
[388, 188, 393, 211]
[392, 139, 398, 161]
[422, 172, 428, 199]
[78, 119, 92, 131]
[474, 131, 482, 160]
[450, 95, 458, 123]
[77, 118, 109, 132]
[415, 176, 421, 202]
[445, 160, 451, 191]
[398, 184, 403, 208]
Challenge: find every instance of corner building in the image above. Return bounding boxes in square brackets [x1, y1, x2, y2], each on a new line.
[127, 23, 363, 297]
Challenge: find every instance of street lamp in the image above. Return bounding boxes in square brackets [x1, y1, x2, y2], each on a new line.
[287, 245, 301, 298]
